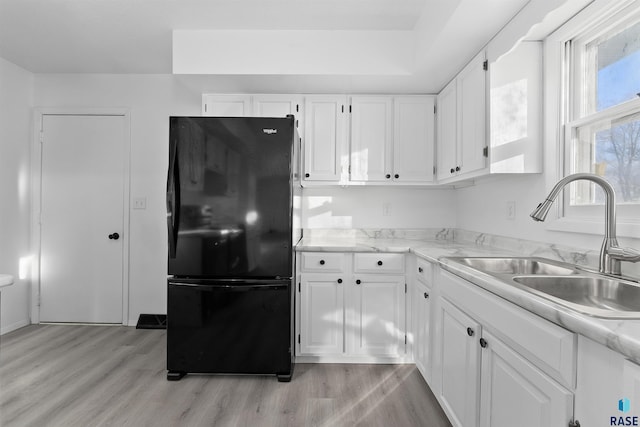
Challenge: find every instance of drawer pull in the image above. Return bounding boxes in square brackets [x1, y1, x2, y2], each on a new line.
[337, 278, 342, 284]
[424, 292, 429, 299]
[467, 327, 475, 337]
[418, 267, 423, 273]
[356, 279, 361, 285]
[479, 338, 488, 348]
[377, 261, 383, 266]
[319, 260, 325, 265]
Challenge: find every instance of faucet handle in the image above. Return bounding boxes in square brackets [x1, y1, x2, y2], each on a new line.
[608, 246, 640, 262]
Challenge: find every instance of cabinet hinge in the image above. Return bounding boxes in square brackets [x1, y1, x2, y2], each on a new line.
[405, 283, 407, 293]
[433, 165, 436, 175]
[483, 146, 489, 157]
[298, 334, 301, 344]
[483, 60, 488, 71]
[204, 104, 207, 113]
[342, 105, 345, 113]
[348, 165, 351, 174]
[434, 105, 437, 114]
[296, 104, 299, 113]
[296, 119, 299, 128]
[298, 282, 301, 292]
[349, 105, 352, 113]
[568, 420, 580, 427]
[39, 131, 44, 144]
[405, 334, 407, 345]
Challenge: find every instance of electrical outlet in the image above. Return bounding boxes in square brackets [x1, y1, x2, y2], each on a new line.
[506, 201, 516, 220]
[133, 197, 147, 210]
[383, 202, 392, 216]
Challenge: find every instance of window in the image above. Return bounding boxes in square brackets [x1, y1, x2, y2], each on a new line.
[563, 3, 640, 221]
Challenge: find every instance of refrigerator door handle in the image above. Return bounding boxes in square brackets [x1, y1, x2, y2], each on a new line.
[167, 141, 180, 258]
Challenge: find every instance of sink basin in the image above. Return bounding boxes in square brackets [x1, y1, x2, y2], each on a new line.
[450, 257, 577, 276]
[512, 275, 640, 318]
[0, 274, 14, 287]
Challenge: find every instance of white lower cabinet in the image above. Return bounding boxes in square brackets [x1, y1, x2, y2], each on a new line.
[414, 278, 432, 378]
[297, 251, 406, 361]
[349, 274, 405, 357]
[423, 265, 575, 427]
[438, 298, 481, 427]
[479, 330, 573, 427]
[299, 274, 344, 355]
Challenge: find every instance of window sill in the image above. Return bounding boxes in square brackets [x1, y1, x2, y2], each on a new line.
[546, 216, 640, 240]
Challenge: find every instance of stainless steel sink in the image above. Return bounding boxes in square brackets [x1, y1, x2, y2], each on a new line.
[449, 257, 578, 276]
[444, 256, 640, 318]
[512, 275, 640, 317]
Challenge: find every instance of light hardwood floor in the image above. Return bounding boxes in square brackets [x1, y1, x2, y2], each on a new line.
[0, 325, 451, 427]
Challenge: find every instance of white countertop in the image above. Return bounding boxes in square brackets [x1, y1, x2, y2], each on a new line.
[0, 274, 14, 289]
[297, 233, 640, 364]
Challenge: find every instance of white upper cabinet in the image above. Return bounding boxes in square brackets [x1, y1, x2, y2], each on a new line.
[303, 95, 348, 183]
[349, 96, 393, 182]
[350, 95, 435, 184]
[437, 51, 488, 182]
[436, 42, 542, 183]
[251, 94, 304, 130]
[394, 96, 435, 183]
[202, 94, 251, 116]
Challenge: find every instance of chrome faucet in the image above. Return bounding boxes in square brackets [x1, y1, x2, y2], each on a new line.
[530, 173, 640, 275]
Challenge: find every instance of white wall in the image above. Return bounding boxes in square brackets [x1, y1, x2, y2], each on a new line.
[0, 58, 33, 333]
[34, 74, 202, 325]
[303, 186, 456, 229]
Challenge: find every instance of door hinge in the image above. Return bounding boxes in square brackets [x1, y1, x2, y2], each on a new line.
[483, 146, 489, 157]
[568, 420, 580, 427]
[483, 60, 488, 71]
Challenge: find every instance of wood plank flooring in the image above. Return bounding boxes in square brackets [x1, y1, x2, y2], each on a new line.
[0, 325, 451, 427]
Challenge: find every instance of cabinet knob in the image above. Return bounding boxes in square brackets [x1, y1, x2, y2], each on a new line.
[450, 168, 455, 174]
[418, 267, 423, 273]
[356, 279, 361, 285]
[467, 327, 475, 337]
[305, 173, 310, 178]
[479, 338, 488, 348]
[319, 260, 325, 265]
[424, 292, 429, 299]
[385, 174, 391, 179]
[337, 278, 342, 284]
[394, 174, 399, 179]
[377, 260, 383, 266]
[455, 166, 461, 172]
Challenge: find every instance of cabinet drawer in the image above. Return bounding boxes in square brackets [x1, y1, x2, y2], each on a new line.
[300, 252, 347, 273]
[416, 258, 433, 284]
[440, 270, 576, 389]
[354, 253, 404, 273]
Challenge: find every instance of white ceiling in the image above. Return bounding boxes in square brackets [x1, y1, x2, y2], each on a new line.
[0, 0, 537, 92]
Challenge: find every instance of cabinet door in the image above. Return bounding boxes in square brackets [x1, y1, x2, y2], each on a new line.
[252, 95, 304, 131]
[303, 95, 347, 182]
[349, 274, 405, 357]
[393, 96, 435, 182]
[299, 274, 345, 355]
[202, 94, 251, 116]
[415, 280, 433, 378]
[439, 298, 481, 427]
[436, 80, 457, 181]
[349, 96, 393, 182]
[479, 331, 573, 427]
[457, 51, 487, 176]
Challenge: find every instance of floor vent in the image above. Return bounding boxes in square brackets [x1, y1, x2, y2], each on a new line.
[135, 314, 167, 329]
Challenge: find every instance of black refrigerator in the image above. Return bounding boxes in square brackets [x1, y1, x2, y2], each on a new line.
[166, 115, 301, 382]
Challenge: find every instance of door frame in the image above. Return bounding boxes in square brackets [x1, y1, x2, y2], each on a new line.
[30, 108, 131, 325]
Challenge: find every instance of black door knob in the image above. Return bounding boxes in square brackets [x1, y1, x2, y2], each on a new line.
[385, 174, 391, 179]
[305, 173, 310, 178]
[450, 168, 455, 174]
[319, 260, 325, 265]
[394, 174, 399, 179]
[108, 233, 120, 240]
[480, 338, 488, 348]
[456, 166, 461, 172]
[424, 292, 429, 299]
[467, 327, 474, 337]
[337, 279, 342, 284]
[377, 261, 383, 266]
[356, 279, 361, 285]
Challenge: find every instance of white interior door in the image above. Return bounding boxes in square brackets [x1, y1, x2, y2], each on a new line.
[39, 114, 126, 323]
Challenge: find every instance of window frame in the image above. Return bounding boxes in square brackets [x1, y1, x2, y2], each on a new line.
[544, 0, 640, 238]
